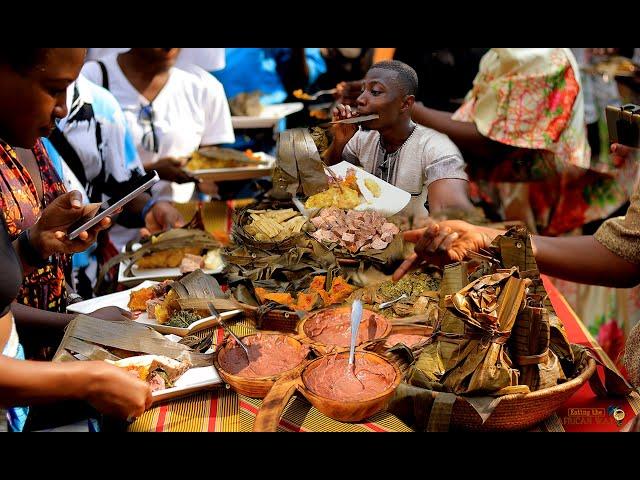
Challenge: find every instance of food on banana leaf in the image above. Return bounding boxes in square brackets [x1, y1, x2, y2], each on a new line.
[186, 147, 263, 171]
[253, 275, 355, 312]
[128, 280, 174, 312]
[107, 354, 191, 392]
[352, 272, 441, 320]
[378, 272, 441, 300]
[166, 310, 202, 328]
[309, 127, 329, 154]
[136, 246, 203, 269]
[310, 207, 399, 253]
[244, 208, 307, 242]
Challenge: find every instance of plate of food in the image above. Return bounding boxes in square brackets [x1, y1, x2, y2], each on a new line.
[107, 353, 222, 404]
[114, 227, 225, 285]
[53, 313, 223, 404]
[292, 162, 410, 218]
[231, 102, 304, 129]
[68, 279, 243, 336]
[185, 147, 276, 182]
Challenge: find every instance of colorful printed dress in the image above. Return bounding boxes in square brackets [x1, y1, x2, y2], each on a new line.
[452, 48, 640, 236]
[0, 139, 69, 312]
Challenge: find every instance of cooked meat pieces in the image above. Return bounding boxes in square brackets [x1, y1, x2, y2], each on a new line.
[179, 254, 204, 274]
[310, 208, 398, 253]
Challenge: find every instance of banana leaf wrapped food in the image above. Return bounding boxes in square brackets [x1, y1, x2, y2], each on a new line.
[232, 199, 311, 253]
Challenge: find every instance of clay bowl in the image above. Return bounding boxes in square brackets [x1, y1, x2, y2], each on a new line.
[213, 332, 310, 398]
[253, 350, 402, 430]
[297, 306, 392, 355]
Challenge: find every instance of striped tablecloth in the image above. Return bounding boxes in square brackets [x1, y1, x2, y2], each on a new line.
[129, 275, 639, 432]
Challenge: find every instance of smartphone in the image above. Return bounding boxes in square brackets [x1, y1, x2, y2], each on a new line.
[606, 104, 640, 148]
[67, 170, 160, 240]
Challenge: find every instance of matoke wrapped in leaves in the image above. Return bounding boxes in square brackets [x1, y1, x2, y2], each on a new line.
[409, 227, 569, 396]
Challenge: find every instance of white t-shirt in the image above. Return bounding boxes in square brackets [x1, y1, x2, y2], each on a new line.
[86, 48, 225, 72]
[81, 54, 234, 169]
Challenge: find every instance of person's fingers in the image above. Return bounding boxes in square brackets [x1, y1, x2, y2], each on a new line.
[439, 231, 460, 253]
[139, 227, 151, 238]
[345, 104, 353, 117]
[78, 231, 89, 241]
[144, 387, 153, 410]
[392, 253, 418, 281]
[54, 231, 65, 240]
[68, 190, 83, 209]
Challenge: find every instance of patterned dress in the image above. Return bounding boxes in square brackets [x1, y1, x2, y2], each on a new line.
[452, 48, 640, 235]
[0, 140, 69, 312]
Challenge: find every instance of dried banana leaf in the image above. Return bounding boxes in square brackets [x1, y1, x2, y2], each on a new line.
[438, 273, 530, 395]
[272, 129, 328, 199]
[509, 302, 566, 391]
[53, 315, 210, 367]
[490, 225, 574, 364]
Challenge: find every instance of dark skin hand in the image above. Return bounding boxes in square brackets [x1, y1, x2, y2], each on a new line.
[145, 157, 200, 184]
[394, 144, 640, 287]
[14, 190, 114, 276]
[324, 67, 474, 214]
[12, 304, 133, 331]
[410, 102, 516, 162]
[393, 218, 640, 288]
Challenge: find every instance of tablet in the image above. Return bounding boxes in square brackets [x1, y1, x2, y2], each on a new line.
[67, 170, 160, 240]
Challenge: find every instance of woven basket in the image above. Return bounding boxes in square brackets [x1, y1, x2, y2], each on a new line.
[232, 200, 309, 254]
[242, 304, 301, 333]
[447, 355, 597, 431]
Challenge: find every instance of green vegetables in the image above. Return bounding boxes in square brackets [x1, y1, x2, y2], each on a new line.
[167, 310, 201, 328]
[378, 272, 441, 301]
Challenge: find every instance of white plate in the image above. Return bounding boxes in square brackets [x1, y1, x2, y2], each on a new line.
[186, 152, 275, 181]
[67, 280, 242, 336]
[231, 102, 303, 129]
[294, 161, 411, 217]
[152, 365, 221, 404]
[117, 248, 225, 286]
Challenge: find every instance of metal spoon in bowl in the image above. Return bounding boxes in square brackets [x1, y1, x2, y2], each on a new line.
[348, 299, 364, 382]
[207, 302, 249, 359]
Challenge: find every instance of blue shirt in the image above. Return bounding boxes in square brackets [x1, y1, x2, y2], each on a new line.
[213, 48, 326, 106]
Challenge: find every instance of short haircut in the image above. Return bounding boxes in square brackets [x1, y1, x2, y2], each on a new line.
[369, 60, 419, 97]
[0, 48, 50, 74]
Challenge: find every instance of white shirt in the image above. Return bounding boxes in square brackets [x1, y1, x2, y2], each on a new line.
[86, 48, 226, 72]
[81, 54, 234, 169]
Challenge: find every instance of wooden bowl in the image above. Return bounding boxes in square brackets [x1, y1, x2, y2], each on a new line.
[297, 306, 392, 355]
[300, 351, 402, 422]
[254, 350, 402, 430]
[213, 333, 309, 398]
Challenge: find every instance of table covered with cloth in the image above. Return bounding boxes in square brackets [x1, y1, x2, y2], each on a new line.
[128, 275, 640, 432]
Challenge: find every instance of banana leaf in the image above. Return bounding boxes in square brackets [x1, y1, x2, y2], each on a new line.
[272, 129, 328, 199]
[490, 225, 574, 364]
[436, 272, 530, 395]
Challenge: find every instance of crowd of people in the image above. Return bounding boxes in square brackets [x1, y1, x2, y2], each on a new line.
[1, 47, 639, 432]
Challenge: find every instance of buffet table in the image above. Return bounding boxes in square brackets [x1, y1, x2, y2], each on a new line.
[127, 275, 640, 432]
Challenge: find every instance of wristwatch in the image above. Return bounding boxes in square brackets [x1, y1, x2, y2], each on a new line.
[17, 229, 50, 268]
